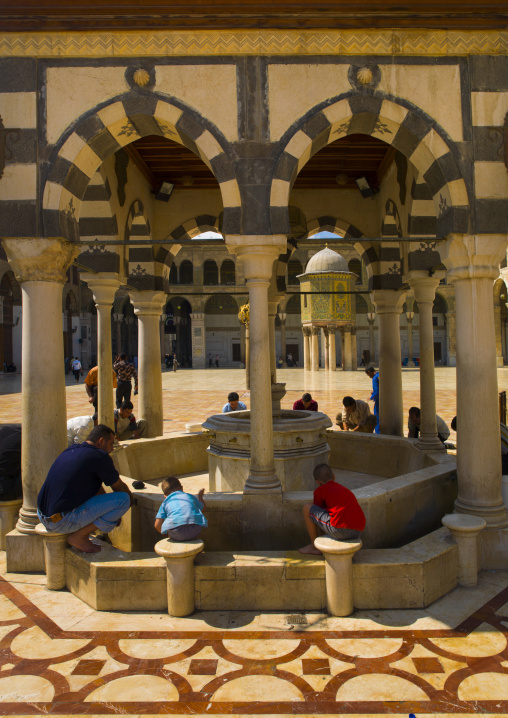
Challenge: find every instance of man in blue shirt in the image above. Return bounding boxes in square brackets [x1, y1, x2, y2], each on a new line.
[365, 366, 380, 434]
[222, 391, 247, 413]
[37, 424, 133, 553]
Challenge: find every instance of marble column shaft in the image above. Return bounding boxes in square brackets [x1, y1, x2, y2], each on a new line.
[3, 237, 77, 533]
[279, 315, 287, 366]
[368, 318, 375, 364]
[323, 327, 329, 371]
[328, 326, 336, 371]
[409, 275, 442, 450]
[372, 289, 406, 436]
[407, 318, 414, 367]
[343, 327, 353, 371]
[303, 327, 311, 370]
[131, 291, 166, 438]
[311, 327, 320, 371]
[443, 234, 508, 527]
[227, 237, 285, 491]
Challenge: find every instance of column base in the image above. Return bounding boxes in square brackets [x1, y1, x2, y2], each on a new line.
[244, 470, 281, 492]
[6, 528, 45, 572]
[15, 506, 40, 534]
[416, 436, 446, 451]
[454, 498, 508, 529]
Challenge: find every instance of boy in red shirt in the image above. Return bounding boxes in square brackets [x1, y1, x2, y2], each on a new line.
[299, 463, 366, 554]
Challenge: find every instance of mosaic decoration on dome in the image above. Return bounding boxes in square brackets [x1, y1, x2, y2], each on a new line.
[301, 276, 353, 323]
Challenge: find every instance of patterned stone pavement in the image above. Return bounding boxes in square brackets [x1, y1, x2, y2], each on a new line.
[2, 365, 508, 715]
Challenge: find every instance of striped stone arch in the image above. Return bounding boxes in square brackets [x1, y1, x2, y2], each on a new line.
[304, 215, 381, 289]
[406, 175, 442, 274]
[125, 200, 177, 293]
[271, 95, 469, 240]
[42, 95, 240, 244]
[77, 170, 121, 275]
[167, 215, 221, 241]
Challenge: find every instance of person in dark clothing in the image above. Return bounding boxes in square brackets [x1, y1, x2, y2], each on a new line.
[0, 424, 22, 501]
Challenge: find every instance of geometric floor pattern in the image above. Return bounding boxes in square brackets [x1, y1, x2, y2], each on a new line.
[2, 570, 508, 714]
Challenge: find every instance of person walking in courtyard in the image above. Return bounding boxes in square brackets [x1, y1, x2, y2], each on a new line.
[113, 353, 138, 408]
[84, 365, 118, 411]
[154, 476, 207, 542]
[299, 463, 365, 554]
[208, 353, 213, 368]
[336, 396, 377, 432]
[173, 352, 178, 372]
[365, 366, 380, 434]
[37, 424, 133, 553]
[222, 391, 247, 413]
[215, 354, 220, 368]
[408, 407, 450, 443]
[293, 393, 318, 411]
[114, 401, 147, 440]
[71, 357, 82, 383]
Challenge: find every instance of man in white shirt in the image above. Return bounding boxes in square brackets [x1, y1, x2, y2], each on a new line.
[67, 414, 97, 446]
[71, 357, 82, 383]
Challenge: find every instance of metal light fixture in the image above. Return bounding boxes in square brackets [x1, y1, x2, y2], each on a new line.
[155, 181, 175, 202]
[355, 176, 376, 198]
[406, 311, 414, 321]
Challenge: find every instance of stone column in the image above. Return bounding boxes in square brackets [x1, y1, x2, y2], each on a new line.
[311, 326, 320, 371]
[82, 274, 123, 429]
[268, 297, 280, 382]
[408, 273, 443, 451]
[406, 312, 415, 367]
[240, 322, 246, 365]
[327, 325, 336, 371]
[227, 236, 286, 490]
[367, 315, 376, 364]
[323, 327, 329, 371]
[113, 313, 123, 356]
[372, 289, 406, 436]
[446, 311, 457, 367]
[343, 326, 353, 371]
[303, 326, 311, 370]
[494, 305, 504, 367]
[442, 234, 508, 527]
[245, 324, 250, 390]
[314, 536, 363, 616]
[351, 328, 358, 371]
[442, 514, 486, 587]
[160, 313, 167, 362]
[130, 291, 166, 438]
[155, 537, 204, 616]
[279, 312, 287, 367]
[190, 312, 206, 369]
[2, 238, 77, 544]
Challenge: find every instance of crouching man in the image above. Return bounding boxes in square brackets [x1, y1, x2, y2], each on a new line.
[299, 463, 366, 555]
[37, 424, 133, 553]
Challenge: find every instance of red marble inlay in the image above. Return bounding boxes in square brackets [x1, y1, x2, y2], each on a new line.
[188, 658, 218, 675]
[301, 658, 330, 675]
[70, 658, 107, 675]
[412, 656, 445, 673]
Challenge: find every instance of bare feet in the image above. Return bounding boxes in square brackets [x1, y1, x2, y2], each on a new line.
[298, 543, 323, 555]
[67, 535, 102, 553]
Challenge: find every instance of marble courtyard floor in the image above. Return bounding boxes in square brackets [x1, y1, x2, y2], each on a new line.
[1, 366, 508, 715]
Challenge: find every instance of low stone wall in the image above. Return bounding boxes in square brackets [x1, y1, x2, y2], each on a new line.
[112, 432, 209, 483]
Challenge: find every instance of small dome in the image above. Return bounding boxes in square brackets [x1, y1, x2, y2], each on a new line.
[305, 247, 349, 274]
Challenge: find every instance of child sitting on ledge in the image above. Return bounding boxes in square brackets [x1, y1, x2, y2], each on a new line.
[154, 476, 207, 542]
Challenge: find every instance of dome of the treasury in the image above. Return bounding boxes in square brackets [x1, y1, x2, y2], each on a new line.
[304, 247, 349, 274]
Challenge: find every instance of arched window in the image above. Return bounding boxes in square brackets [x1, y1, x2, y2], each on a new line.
[221, 259, 235, 285]
[205, 294, 238, 314]
[169, 262, 178, 284]
[204, 259, 219, 285]
[348, 259, 362, 285]
[179, 260, 193, 285]
[288, 259, 303, 285]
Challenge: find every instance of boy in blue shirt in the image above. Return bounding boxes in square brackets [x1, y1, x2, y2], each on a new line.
[154, 476, 207, 542]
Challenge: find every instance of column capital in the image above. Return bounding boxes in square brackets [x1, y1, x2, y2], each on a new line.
[302, 326, 311, 337]
[226, 236, 287, 281]
[440, 234, 508, 281]
[311, 326, 320, 335]
[130, 290, 167, 316]
[327, 324, 336, 334]
[2, 237, 79, 284]
[405, 272, 442, 305]
[82, 273, 124, 306]
[371, 289, 406, 314]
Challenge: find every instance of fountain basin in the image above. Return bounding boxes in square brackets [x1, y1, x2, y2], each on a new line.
[202, 410, 333, 491]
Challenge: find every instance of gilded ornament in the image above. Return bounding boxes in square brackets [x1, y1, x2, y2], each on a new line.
[238, 303, 250, 325]
[357, 66, 373, 85]
[133, 68, 151, 87]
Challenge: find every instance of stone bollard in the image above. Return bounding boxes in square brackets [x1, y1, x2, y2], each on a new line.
[35, 523, 69, 590]
[442, 514, 486, 587]
[0, 499, 22, 550]
[154, 538, 204, 617]
[314, 536, 362, 616]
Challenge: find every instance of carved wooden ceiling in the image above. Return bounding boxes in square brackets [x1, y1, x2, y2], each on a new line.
[1, 0, 507, 29]
[127, 133, 393, 193]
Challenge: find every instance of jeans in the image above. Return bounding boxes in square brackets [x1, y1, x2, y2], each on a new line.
[37, 492, 130, 534]
[166, 524, 203, 541]
[116, 380, 132, 408]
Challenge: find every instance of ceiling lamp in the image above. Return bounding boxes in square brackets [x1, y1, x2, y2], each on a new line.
[355, 176, 376, 198]
[182, 175, 194, 187]
[155, 181, 175, 202]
